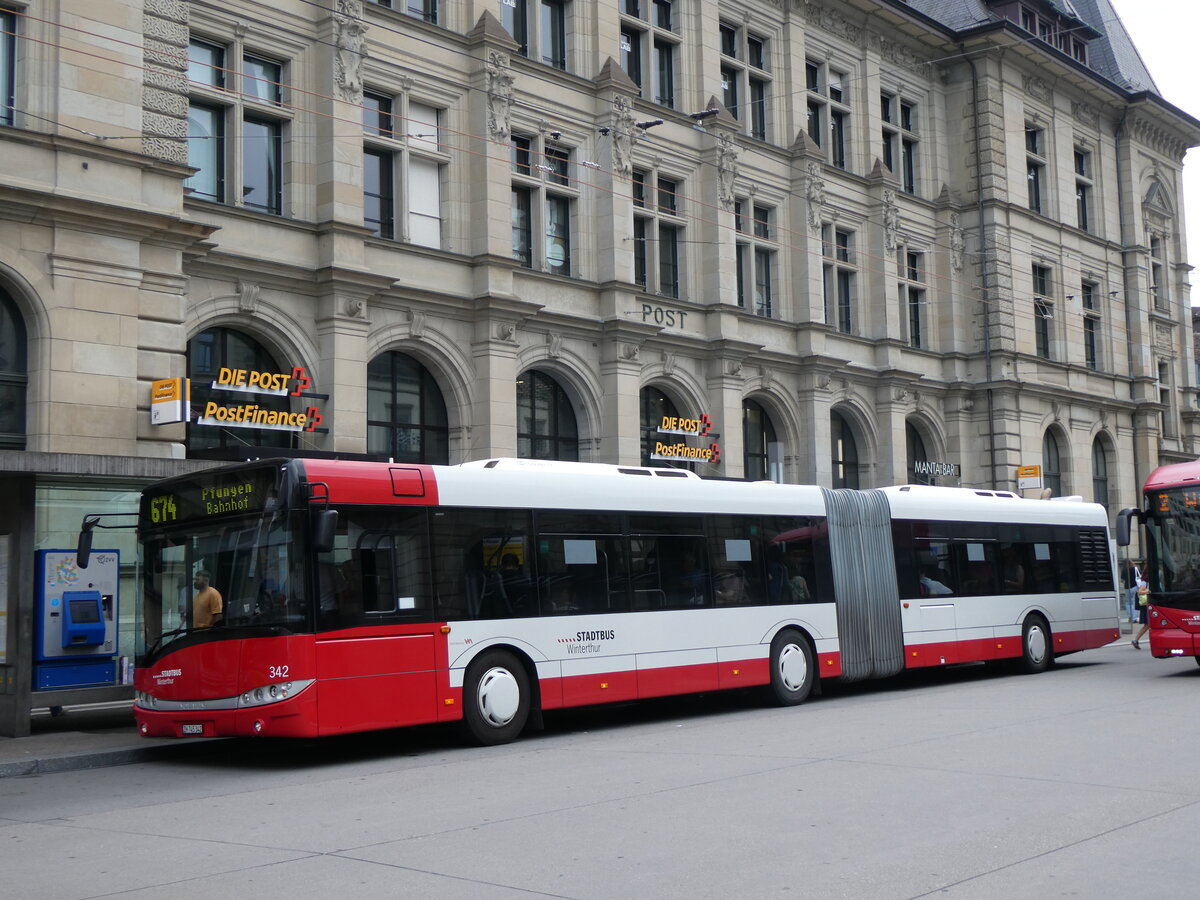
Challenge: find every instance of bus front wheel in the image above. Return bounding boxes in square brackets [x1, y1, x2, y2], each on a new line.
[1018, 615, 1052, 674]
[460, 649, 531, 745]
[768, 630, 815, 706]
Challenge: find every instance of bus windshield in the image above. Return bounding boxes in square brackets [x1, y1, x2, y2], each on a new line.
[140, 509, 308, 662]
[1144, 486, 1200, 612]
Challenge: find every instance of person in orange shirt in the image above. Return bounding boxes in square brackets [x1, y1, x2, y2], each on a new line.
[192, 569, 223, 628]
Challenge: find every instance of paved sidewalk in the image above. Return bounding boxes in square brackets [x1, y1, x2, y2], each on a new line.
[0, 702, 212, 778]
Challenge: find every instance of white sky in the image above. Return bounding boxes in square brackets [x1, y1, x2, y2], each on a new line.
[1107, 1, 1200, 298]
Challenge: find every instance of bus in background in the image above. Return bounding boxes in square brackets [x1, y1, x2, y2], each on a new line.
[1117, 459, 1200, 664]
[93, 458, 1119, 745]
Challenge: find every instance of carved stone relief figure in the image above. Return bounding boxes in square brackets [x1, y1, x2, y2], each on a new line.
[805, 161, 825, 229]
[883, 189, 899, 252]
[486, 51, 515, 141]
[717, 132, 739, 209]
[334, 3, 368, 103]
[611, 96, 635, 177]
[949, 212, 965, 272]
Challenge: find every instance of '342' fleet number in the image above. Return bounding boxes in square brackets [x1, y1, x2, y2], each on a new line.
[268, 665, 289, 679]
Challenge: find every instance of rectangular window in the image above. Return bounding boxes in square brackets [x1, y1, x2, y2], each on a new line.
[1083, 316, 1098, 370]
[188, 39, 225, 88]
[545, 144, 570, 186]
[512, 186, 532, 267]
[243, 56, 281, 105]
[749, 78, 767, 140]
[408, 157, 441, 248]
[881, 91, 918, 193]
[186, 102, 225, 201]
[902, 250, 925, 349]
[541, 0, 567, 69]
[243, 116, 282, 214]
[406, 0, 439, 24]
[364, 149, 395, 238]
[1035, 298, 1052, 359]
[363, 91, 394, 137]
[654, 39, 675, 107]
[512, 135, 532, 175]
[808, 59, 849, 167]
[633, 217, 648, 287]
[1032, 264, 1051, 297]
[545, 194, 571, 275]
[753, 247, 772, 317]
[659, 224, 679, 298]
[502, 0, 529, 55]
[721, 66, 739, 119]
[1150, 234, 1167, 309]
[1026, 124, 1046, 214]
[657, 177, 676, 213]
[620, 27, 642, 86]
[1074, 147, 1092, 232]
[0, 8, 13, 126]
[823, 226, 856, 333]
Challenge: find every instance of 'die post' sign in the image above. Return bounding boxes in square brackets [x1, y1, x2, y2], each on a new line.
[651, 413, 722, 465]
[195, 365, 325, 433]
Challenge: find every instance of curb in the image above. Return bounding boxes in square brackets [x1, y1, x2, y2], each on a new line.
[0, 740, 215, 779]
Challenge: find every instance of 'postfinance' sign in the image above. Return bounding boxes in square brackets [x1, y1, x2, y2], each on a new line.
[651, 413, 722, 465]
[194, 365, 325, 433]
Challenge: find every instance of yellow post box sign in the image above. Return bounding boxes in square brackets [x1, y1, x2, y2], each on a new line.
[1016, 465, 1042, 490]
[150, 378, 188, 425]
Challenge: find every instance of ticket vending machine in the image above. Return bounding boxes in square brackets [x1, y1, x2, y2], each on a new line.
[34, 550, 120, 690]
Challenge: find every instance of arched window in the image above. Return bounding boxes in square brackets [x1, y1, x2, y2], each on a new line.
[1092, 437, 1110, 509]
[640, 386, 692, 470]
[1042, 430, 1063, 497]
[367, 350, 449, 464]
[743, 399, 781, 482]
[187, 327, 293, 456]
[906, 422, 930, 485]
[517, 369, 578, 461]
[831, 411, 859, 489]
[0, 287, 27, 449]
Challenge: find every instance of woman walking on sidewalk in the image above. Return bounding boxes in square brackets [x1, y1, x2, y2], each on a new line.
[1131, 577, 1150, 649]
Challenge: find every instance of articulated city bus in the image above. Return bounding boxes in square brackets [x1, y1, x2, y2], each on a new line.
[1118, 459, 1200, 664]
[107, 458, 1119, 744]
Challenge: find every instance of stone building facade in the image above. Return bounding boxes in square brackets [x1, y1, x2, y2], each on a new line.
[0, 0, 1198, 729]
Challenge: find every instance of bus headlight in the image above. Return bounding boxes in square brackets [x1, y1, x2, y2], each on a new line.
[237, 679, 313, 709]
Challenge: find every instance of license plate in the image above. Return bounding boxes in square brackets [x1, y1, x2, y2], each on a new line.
[181, 723, 204, 735]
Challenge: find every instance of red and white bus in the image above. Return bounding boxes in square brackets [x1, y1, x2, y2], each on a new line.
[1118, 459, 1200, 663]
[111, 458, 1119, 744]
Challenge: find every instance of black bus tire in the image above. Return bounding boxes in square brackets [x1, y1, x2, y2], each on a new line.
[767, 630, 815, 706]
[460, 649, 531, 745]
[1018, 614, 1052, 674]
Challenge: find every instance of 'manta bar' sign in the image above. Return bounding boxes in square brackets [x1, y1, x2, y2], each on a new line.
[914, 460, 959, 478]
[651, 414, 722, 465]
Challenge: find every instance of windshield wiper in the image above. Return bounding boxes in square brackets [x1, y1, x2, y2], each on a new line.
[146, 626, 189, 658]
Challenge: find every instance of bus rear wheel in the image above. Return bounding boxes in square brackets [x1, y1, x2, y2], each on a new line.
[1018, 615, 1052, 674]
[768, 630, 815, 706]
[461, 649, 531, 745]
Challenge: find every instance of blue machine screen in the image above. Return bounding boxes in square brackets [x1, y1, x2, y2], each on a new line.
[69, 599, 101, 623]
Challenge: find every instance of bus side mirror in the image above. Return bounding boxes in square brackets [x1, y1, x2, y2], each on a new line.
[1115, 508, 1140, 547]
[76, 517, 98, 568]
[313, 509, 338, 553]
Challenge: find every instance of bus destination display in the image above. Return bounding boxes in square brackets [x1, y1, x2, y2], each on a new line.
[142, 469, 277, 525]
